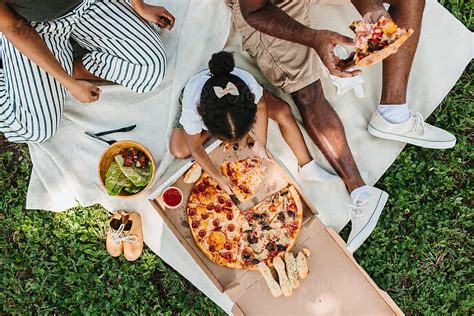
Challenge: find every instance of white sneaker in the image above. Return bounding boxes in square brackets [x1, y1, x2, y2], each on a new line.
[298, 160, 340, 183]
[368, 110, 456, 149]
[346, 186, 388, 253]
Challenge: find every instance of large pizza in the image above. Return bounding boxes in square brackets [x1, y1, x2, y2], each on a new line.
[187, 158, 303, 270]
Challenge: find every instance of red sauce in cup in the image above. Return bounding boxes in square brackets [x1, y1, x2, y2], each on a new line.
[162, 187, 183, 208]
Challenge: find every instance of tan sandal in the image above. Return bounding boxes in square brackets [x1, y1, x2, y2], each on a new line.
[122, 212, 144, 261]
[106, 211, 125, 257]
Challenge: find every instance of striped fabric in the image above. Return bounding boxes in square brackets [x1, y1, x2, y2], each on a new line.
[0, 0, 166, 143]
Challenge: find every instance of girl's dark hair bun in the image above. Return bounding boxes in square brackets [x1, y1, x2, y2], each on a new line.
[209, 51, 234, 76]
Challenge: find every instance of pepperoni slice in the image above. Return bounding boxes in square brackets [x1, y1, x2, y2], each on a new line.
[212, 219, 220, 226]
[201, 213, 209, 220]
[198, 184, 206, 192]
[226, 201, 232, 207]
[213, 226, 221, 231]
[216, 185, 221, 190]
[214, 205, 222, 213]
[209, 245, 216, 252]
[218, 197, 225, 204]
[191, 220, 199, 229]
[198, 230, 206, 237]
[224, 242, 232, 250]
[223, 252, 232, 260]
[206, 204, 214, 210]
[227, 224, 235, 232]
[188, 208, 196, 216]
[226, 212, 234, 220]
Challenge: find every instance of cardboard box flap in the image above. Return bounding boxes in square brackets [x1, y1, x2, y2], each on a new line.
[233, 221, 403, 315]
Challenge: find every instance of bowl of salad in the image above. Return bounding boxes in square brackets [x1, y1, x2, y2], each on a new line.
[98, 140, 155, 198]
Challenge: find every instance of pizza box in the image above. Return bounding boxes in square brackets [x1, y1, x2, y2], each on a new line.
[149, 137, 403, 315]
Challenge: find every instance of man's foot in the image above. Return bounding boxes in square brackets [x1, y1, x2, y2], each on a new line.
[346, 185, 388, 253]
[298, 160, 340, 183]
[368, 110, 456, 149]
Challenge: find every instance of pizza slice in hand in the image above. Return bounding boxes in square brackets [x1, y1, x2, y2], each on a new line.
[350, 16, 414, 67]
[220, 158, 266, 202]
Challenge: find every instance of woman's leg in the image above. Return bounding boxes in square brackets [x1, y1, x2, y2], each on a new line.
[0, 24, 72, 143]
[72, 1, 167, 93]
[169, 129, 212, 159]
[263, 91, 312, 166]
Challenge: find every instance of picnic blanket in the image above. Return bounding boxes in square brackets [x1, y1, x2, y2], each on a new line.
[24, 0, 472, 313]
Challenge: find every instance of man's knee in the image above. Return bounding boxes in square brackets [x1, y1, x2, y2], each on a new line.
[387, 0, 425, 12]
[291, 81, 327, 113]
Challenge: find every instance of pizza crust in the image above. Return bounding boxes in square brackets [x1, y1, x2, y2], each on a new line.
[356, 29, 414, 67]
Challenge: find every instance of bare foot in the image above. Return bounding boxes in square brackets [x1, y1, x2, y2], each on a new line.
[72, 58, 106, 81]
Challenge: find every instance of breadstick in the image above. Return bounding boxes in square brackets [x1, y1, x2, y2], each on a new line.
[273, 256, 292, 297]
[258, 262, 282, 297]
[296, 251, 309, 279]
[284, 252, 300, 289]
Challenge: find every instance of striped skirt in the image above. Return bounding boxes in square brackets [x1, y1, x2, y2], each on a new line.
[0, 0, 167, 143]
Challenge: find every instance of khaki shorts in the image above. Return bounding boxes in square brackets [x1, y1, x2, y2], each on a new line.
[227, 0, 322, 94]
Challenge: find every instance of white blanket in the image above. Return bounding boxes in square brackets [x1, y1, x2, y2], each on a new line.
[25, 0, 472, 314]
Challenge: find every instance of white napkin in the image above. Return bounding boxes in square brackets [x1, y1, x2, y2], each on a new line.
[329, 45, 365, 98]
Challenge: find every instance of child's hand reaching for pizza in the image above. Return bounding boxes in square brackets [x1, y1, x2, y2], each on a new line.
[252, 142, 271, 161]
[216, 176, 234, 196]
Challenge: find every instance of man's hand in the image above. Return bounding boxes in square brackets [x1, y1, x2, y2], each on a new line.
[66, 80, 101, 103]
[312, 30, 361, 78]
[132, 2, 175, 30]
[362, 9, 392, 24]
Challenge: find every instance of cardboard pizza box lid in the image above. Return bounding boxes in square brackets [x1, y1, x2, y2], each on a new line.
[149, 138, 402, 315]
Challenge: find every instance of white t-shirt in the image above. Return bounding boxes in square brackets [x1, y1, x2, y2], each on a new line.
[179, 68, 264, 135]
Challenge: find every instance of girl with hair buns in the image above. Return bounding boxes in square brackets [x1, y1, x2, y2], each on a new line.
[170, 51, 339, 195]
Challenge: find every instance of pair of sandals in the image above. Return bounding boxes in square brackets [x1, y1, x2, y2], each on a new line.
[106, 210, 143, 261]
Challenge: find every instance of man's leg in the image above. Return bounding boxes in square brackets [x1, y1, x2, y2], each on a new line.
[381, 0, 425, 105]
[353, 0, 455, 148]
[72, 1, 167, 93]
[291, 81, 365, 192]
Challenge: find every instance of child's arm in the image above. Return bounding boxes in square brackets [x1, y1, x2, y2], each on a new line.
[252, 90, 271, 160]
[184, 133, 234, 195]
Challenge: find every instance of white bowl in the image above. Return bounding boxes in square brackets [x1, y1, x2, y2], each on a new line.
[161, 186, 184, 209]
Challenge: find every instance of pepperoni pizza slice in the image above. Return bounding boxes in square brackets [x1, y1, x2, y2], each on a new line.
[220, 158, 266, 202]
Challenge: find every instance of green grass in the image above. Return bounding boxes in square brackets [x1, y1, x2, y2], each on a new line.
[1, 2, 472, 314]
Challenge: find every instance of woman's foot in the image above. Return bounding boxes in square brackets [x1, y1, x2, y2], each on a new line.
[72, 58, 107, 81]
[298, 160, 340, 183]
[106, 211, 124, 257]
[122, 212, 144, 262]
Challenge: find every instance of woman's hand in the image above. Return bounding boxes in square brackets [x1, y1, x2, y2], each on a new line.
[252, 141, 271, 160]
[66, 79, 101, 103]
[216, 175, 234, 196]
[311, 30, 361, 78]
[132, 1, 175, 30]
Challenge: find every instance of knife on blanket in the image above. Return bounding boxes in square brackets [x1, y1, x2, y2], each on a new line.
[84, 131, 116, 145]
[84, 125, 137, 145]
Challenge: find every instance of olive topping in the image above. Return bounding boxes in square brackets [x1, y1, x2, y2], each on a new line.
[277, 244, 287, 251]
[261, 222, 271, 231]
[265, 242, 275, 252]
[249, 236, 258, 244]
[277, 212, 285, 222]
[243, 252, 251, 260]
[287, 211, 295, 218]
[253, 213, 262, 220]
[251, 259, 260, 264]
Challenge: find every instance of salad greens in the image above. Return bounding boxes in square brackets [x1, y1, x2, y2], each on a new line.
[104, 154, 152, 196]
